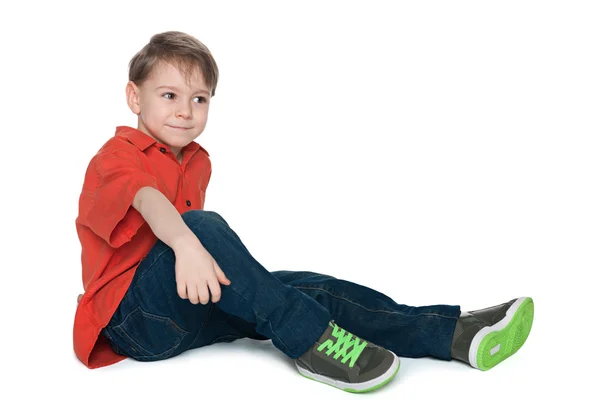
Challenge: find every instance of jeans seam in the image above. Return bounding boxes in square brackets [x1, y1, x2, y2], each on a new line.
[293, 286, 458, 319]
[189, 302, 215, 347]
[134, 246, 173, 285]
[187, 210, 295, 356]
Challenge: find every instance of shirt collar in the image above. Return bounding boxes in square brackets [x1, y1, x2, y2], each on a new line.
[114, 126, 209, 157]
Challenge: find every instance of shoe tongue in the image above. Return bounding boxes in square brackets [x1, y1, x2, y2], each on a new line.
[356, 346, 373, 370]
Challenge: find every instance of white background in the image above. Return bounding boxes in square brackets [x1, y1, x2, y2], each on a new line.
[1, 0, 598, 398]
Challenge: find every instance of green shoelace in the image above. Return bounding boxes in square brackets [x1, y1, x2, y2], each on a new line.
[317, 322, 368, 368]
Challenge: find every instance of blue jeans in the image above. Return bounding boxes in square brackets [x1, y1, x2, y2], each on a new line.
[101, 210, 460, 362]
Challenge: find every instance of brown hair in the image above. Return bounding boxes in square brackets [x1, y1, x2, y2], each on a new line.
[128, 31, 219, 96]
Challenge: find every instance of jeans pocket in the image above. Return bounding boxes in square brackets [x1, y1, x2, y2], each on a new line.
[113, 307, 189, 361]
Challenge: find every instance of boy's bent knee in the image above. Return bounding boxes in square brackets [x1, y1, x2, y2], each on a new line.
[181, 210, 225, 231]
[182, 209, 217, 222]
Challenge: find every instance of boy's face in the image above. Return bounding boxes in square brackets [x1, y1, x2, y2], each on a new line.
[126, 61, 211, 160]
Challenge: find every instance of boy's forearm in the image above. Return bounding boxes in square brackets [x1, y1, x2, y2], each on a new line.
[133, 186, 198, 250]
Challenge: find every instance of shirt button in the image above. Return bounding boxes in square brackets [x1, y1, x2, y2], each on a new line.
[159, 147, 166, 153]
[186, 200, 191, 206]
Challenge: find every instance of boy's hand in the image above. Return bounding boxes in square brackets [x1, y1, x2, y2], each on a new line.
[173, 235, 231, 305]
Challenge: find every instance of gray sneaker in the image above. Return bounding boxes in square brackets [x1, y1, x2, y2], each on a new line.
[295, 321, 400, 393]
[451, 297, 534, 370]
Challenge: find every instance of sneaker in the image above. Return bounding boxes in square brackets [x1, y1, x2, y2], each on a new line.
[451, 297, 534, 371]
[295, 321, 400, 393]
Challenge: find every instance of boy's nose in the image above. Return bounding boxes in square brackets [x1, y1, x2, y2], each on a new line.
[176, 104, 193, 119]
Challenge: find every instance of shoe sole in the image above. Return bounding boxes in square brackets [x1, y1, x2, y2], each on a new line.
[296, 353, 401, 393]
[468, 296, 534, 371]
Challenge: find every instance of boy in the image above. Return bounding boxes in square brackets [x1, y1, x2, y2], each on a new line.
[73, 31, 534, 393]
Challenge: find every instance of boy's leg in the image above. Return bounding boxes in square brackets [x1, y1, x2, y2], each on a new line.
[182, 210, 401, 392]
[177, 210, 333, 358]
[270, 270, 461, 361]
[104, 209, 400, 391]
[270, 270, 534, 370]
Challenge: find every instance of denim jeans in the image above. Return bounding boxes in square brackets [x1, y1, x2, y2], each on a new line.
[101, 210, 461, 362]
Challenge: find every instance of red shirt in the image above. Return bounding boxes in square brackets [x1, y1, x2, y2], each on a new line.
[73, 126, 212, 368]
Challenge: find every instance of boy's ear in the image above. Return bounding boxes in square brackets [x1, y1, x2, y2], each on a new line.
[126, 81, 141, 115]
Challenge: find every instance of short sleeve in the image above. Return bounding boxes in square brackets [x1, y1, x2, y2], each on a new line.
[78, 150, 159, 248]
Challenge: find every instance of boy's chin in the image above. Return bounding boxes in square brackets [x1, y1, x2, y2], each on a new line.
[159, 133, 192, 146]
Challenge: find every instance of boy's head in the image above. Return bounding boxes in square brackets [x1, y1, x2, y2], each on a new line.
[125, 31, 219, 159]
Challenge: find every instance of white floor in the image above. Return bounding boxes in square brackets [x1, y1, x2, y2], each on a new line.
[29, 309, 571, 399]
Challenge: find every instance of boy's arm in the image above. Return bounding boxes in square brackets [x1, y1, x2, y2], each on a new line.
[132, 186, 199, 250]
[77, 186, 199, 305]
[134, 186, 231, 305]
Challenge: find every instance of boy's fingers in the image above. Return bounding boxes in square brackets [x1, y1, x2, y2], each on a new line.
[187, 283, 200, 304]
[217, 273, 230, 285]
[197, 283, 210, 305]
[207, 277, 222, 303]
[177, 279, 188, 299]
[214, 263, 231, 285]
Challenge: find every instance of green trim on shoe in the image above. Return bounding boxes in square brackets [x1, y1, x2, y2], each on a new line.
[297, 358, 401, 393]
[471, 297, 534, 371]
[295, 320, 401, 392]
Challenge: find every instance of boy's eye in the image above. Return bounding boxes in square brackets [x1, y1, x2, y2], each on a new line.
[162, 93, 206, 103]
